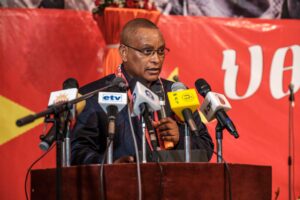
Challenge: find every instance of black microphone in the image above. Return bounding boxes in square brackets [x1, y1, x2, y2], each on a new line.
[112, 77, 128, 92]
[39, 78, 79, 151]
[151, 83, 174, 149]
[289, 83, 295, 107]
[195, 78, 239, 139]
[63, 78, 78, 89]
[151, 83, 167, 119]
[39, 126, 56, 151]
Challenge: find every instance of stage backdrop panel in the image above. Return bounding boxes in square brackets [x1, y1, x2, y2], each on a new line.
[0, 9, 299, 200]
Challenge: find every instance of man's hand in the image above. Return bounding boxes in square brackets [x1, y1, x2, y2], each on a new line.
[114, 156, 135, 163]
[152, 117, 180, 146]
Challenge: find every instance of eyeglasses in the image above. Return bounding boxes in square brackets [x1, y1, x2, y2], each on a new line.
[122, 44, 170, 57]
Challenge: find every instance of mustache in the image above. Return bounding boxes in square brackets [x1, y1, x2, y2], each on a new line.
[145, 68, 161, 71]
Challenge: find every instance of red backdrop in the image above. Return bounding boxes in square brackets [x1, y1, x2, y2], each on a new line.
[0, 9, 299, 200]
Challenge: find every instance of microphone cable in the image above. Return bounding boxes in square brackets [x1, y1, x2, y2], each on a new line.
[155, 157, 164, 200]
[288, 83, 295, 200]
[99, 102, 144, 200]
[25, 110, 70, 200]
[24, 143, 56, 200]
[128, 102, 164, 200]
[142, 113, 164, 200]
[99, 139, 112, 200]
[127, 105, 142, 200]
[129, 104, 164, 200]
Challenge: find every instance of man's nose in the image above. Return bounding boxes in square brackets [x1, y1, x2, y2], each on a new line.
[149, 51, 161, 63]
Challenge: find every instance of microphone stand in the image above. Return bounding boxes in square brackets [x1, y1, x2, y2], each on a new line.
[215, 113, 238, 163]
[106, 116, 116, 164]
[184, 123, 191, 162]
[62, 111, 72, 167]
[54, 112, 65, 200]
[16, 82, 123, 200]
[142, 106, 159, 162]
[216, 122, 224, 163]
[288, 86, 295, 200]
[141, 118, 147, 163]
[43, 114, 64, 200]
[106, 139, 114, 164]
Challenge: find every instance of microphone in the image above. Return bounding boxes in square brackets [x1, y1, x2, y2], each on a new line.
[63, 78, 78, 89]
[16, 77, 124, 127]
[131, 80, 161, 116]
[98, 91, 127, 139]
[130, 78, 161, 151]
[151, 83, 174, 149]
[173, 75, 179, 82]
[195, 78, 239, 139]
[167, 82, 200, 135]
[289, 83, 295, 107]
[112, 77, 128, 92]
[39, 78, 79, 151]
[39, 125, 56, 151]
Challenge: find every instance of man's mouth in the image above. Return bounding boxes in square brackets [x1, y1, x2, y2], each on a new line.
[146, 68, 160, 73]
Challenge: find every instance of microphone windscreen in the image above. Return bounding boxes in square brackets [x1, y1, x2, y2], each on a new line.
[171, 82, 186, 91]
[112, 77, 127, 91]
[173, 75, 179, 82]
[129, 77, 148, 92]
[289, 83, 294, 91]
[194, 79, 211, 97]
[129, 78, 138, 92]
[63, 78, 79, 89]
[151, 83, 164, 99]
[76, 93, 86, 115]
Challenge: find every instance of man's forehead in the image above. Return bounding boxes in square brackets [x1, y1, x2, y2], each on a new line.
[129, 27, 164, 46]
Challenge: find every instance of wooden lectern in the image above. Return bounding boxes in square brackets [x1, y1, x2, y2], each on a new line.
[31, 163, 271, 200]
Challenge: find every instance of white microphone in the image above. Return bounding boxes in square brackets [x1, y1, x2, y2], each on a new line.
[200, 92, 231, 121]
[195, 78, 239, 138]
[39, 78, 79, 151]
[131, 80, 161, 151]
[98, 92, 127, 138]
[48, 88, 78, 119]
[132, 81, 160, 116]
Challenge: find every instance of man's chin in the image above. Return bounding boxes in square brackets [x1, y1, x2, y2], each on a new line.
[144, 75, 159, 83]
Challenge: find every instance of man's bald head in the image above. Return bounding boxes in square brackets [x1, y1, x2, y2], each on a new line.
[118, 18, 166, 83]
[120, 18, 159, 45]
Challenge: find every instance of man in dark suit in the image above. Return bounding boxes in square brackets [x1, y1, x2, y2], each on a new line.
[71, 18, 214, 165]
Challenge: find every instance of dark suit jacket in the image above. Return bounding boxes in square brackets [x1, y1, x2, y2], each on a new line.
[71, 74, 214, 165]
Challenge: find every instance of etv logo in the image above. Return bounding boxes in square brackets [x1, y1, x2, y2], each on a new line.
[102, 95, 122, 102]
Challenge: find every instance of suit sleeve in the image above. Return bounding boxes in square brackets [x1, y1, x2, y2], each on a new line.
[71, 97, 107, 165]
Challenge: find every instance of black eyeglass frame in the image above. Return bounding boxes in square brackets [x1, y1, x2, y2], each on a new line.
[122, 44, 170, 57]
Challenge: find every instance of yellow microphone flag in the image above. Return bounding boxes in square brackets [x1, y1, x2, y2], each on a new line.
[167, 89, 200, 121]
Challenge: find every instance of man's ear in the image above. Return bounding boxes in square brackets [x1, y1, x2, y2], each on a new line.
[119, 44, 128, 62]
